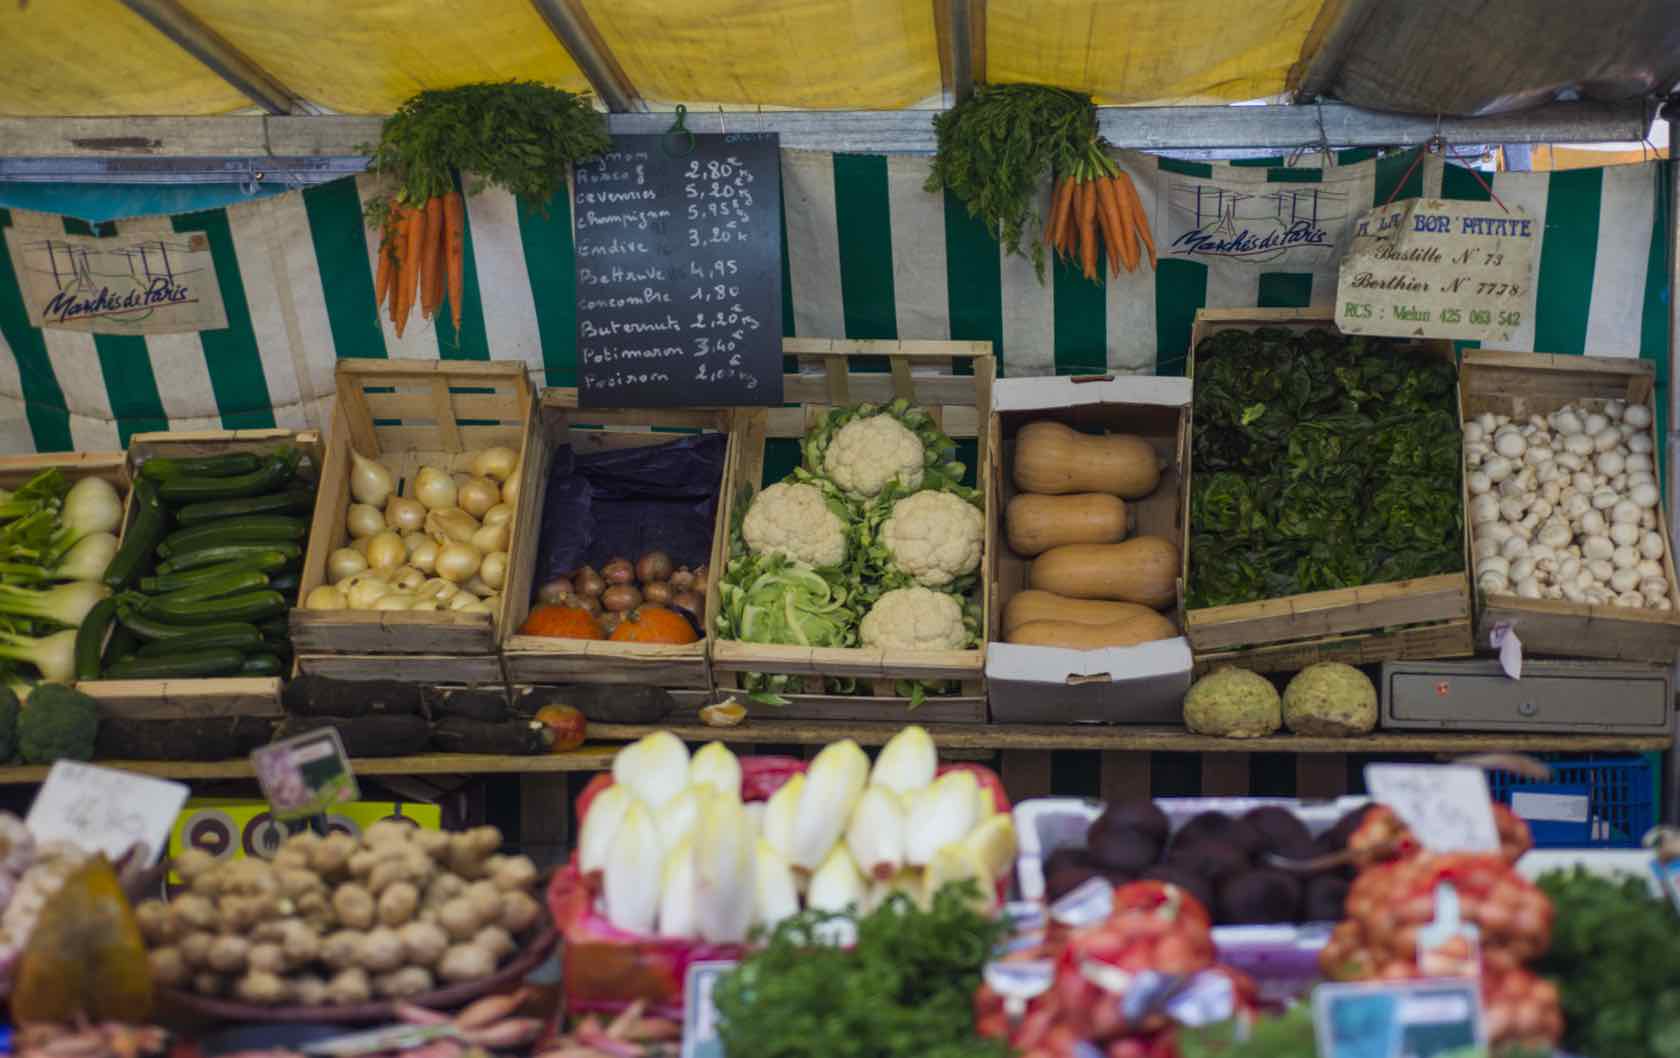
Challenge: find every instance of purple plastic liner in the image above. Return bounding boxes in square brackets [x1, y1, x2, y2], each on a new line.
[532, 432, 725, 594]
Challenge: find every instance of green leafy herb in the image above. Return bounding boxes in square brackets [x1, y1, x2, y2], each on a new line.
[1535, 866, 1680, 1058]
[364, 81, 609, 221]
[1177, 1003, 1316, 1058]
[713, 882, 1010, 1058]
[1187, 327, 1463, 609]
[925, 84, 1098, 278]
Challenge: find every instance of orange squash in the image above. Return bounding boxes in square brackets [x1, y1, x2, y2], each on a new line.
[520, 603, 604, 639]
[610, 604, 700, 645]
[1028, 536, 1180, 608]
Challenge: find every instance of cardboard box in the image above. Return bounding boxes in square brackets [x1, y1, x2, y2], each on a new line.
[986, 375, 1193, 723]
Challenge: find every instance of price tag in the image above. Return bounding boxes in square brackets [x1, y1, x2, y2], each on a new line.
[1365, 764, 1500, 853]
[1336, 197, 1537, 343]
[250, 728, 359, 821]
[682, 959, 738, 1058]
[25, 761, 187, 865]
[1313, 979, 1484, 1058]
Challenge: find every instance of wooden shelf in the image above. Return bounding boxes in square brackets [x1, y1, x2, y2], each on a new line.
[0, 748, 620, 786]
[586, 720, 1672, 755]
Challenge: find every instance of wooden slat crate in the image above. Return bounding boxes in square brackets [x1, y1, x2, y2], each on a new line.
[1181, 308, 1473, 664]
[499, 392, 739, 689]
[1462, 351, 1680, 663]
[291, 359, 537, 679]
[707, 339, 994, 722]
[74, 429, 316, 719]
[1192, 618, 1475, 677]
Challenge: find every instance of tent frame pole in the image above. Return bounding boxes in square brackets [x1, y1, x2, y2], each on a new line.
[1666, 95, 1680, 826]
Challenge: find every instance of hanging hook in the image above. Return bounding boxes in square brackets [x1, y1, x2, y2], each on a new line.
[662, 104, 696, 158]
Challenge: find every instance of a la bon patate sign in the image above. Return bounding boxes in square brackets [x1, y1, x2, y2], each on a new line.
[1336, 197, 1537, 344]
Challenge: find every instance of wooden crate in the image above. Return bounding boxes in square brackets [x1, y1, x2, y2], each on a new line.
[1462, 351, 1680, 663]
[291, 359, 537, 677]
[73, 429, 318, 718]
[1192, 618, 1474, 677]
[707, 339, 993, 722]
[1181, 308, 1472, 661]
[500, 392, 738, 690]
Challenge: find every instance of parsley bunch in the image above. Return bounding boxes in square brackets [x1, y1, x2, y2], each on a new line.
[713, 883, 1009, 1058]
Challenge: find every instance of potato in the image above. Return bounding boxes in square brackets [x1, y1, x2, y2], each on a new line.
[148, 947, 188, 988]
[473, 925, 514, 962]
[134, 900, 176, 945]
[499, 890, 541, 934]
[310, 832, 358, 878]
[438, 896, 482, 941]
[321, 930, 364, 972]
[398, 920, 449, 968]
[437, 942, 496, 984]
[488, 854, 538, 893]
[378, 881, 420, 927]
[236, 970, 292, 1005]
[358, 926, 406, 974]
[333, 883, 376, 929]
[326, 967, 372, 1006]
[179, 931, 215, 969]
[170, 893, 217, 932]
[374, 966, 435, 999]
[207, 934, 250, 974]
[174, 847, 217, 884]
[248, 942, 286, 975]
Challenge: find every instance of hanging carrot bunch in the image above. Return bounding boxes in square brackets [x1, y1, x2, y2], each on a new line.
[1047, 142, 1155, 284]
[364, 81, 609, 336]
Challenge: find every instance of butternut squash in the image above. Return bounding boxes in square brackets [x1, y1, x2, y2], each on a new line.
[1007, 612, 1179, 649]
[1002, 590, 1155, 637]
[1028, 536, 1179, 608]
[1006, 493, 1129, 556]
[1013, 421, 1160, 498]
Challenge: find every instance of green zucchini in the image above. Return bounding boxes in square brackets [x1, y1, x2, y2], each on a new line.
[137, 589, 287, 625]
[173, 484, 315, 526]
[103, 623, 140, 666]
[136, 624, 265, 657]
[157, 543, 302, 575]
[268, 570, 300, 597]
[103, 478, 169, 590]
[104, 648, 247, 679]
[139, 452, 261, 482]
[150, 569, 270, 607]
[116, 604, 209, 641]
[239, 652, 285, 677]
[159, 515, 309, 557]
[141, 551, 291, 594]
[75, 596, 119, 680]
[259, 616, 290, 640]
[157, 449, 300, 505]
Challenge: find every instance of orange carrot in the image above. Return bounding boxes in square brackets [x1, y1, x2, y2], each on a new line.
[1101, 176, 1138, 274]
[420, 196, 444, 320]
[1048, 176, 1076, 257]
[395, 204, 424, 339]
[385, 208, 405, 325]
[1077, 177, 1098, 282]
[374, 214, 395, 316]
[1120, 173, 1156, 269]
[444, 191, 465, 331]
[1094, 178, 1125, 277]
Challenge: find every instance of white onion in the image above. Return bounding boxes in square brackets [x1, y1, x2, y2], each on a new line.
[327, 547, 368, 582]
[347, 503, 385, 540]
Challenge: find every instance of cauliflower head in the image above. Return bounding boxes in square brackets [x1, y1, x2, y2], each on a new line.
[742, 482, 848, 568]
[860, 587, 970, 651]
[880, 490, 983, 588]
[822, 414, 925, 499]
[1282, 662, 1377, 736]
[1181, 666, 1281, 739]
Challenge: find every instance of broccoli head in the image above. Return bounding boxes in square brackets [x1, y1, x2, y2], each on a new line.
[19, 682, 98, 764]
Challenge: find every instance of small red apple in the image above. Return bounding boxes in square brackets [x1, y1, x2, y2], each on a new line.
[535, 704, 587, 751]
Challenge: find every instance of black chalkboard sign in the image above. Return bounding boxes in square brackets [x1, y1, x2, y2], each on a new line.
[573, 132, 784, 407]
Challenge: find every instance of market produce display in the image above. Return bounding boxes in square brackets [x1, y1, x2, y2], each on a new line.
[522, 549, 705, 640]
[576, 727, 1014, 940]
[100, 448, 311, 679]
[303, 446, 518, 621]
[1535, 866, 1680, 1058]
[1039, 800, 1369, 926]
[717, 400, 984, 699]
[1466, 397, 1673, 607]
[1182, 663, 1377, 739]
[0, 469, 121, 686]
[1187, 327, 1463, 608]
[975, 879, 1259, 1058]
[364, 82, 608, 337]
[1319, 806, 1562, 1050]
[134, 822, 544, 1006]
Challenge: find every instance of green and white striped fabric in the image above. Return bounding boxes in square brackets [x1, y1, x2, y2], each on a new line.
[0, 148, 1668, 453]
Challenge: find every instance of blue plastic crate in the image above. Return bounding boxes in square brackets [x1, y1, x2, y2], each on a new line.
[1486, 754, 1656, 849]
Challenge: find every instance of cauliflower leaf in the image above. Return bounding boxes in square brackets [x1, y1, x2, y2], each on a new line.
[801, 399, 973, 502]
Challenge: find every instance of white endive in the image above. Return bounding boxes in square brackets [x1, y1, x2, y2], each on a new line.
[866, 868, 925, 913]
[761, 773, 804, 863]
[973, 781, 997, 822]
[656, 786, 710, 853]
[845, 786, 905, 881]
[753, 840, 801, 931]
[744, 801, 766, 836]
[870, 725, 937, 794]
[578, 784, 632, 878]
[790, 740, 869, 870]
[603, 800, 662, 933]
[657, 836, 698, 938]
[963, 813, 1017, 881]
[923, 840, 992, 911]
[693, 793, 755, 943]
[689, 741, 742, 796]
[903, 770, 979, 866]
[806, 844, 866, 917]
[612, 731, 691, 807]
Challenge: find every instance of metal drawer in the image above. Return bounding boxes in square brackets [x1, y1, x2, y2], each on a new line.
[1381, 659, 1672, 733]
